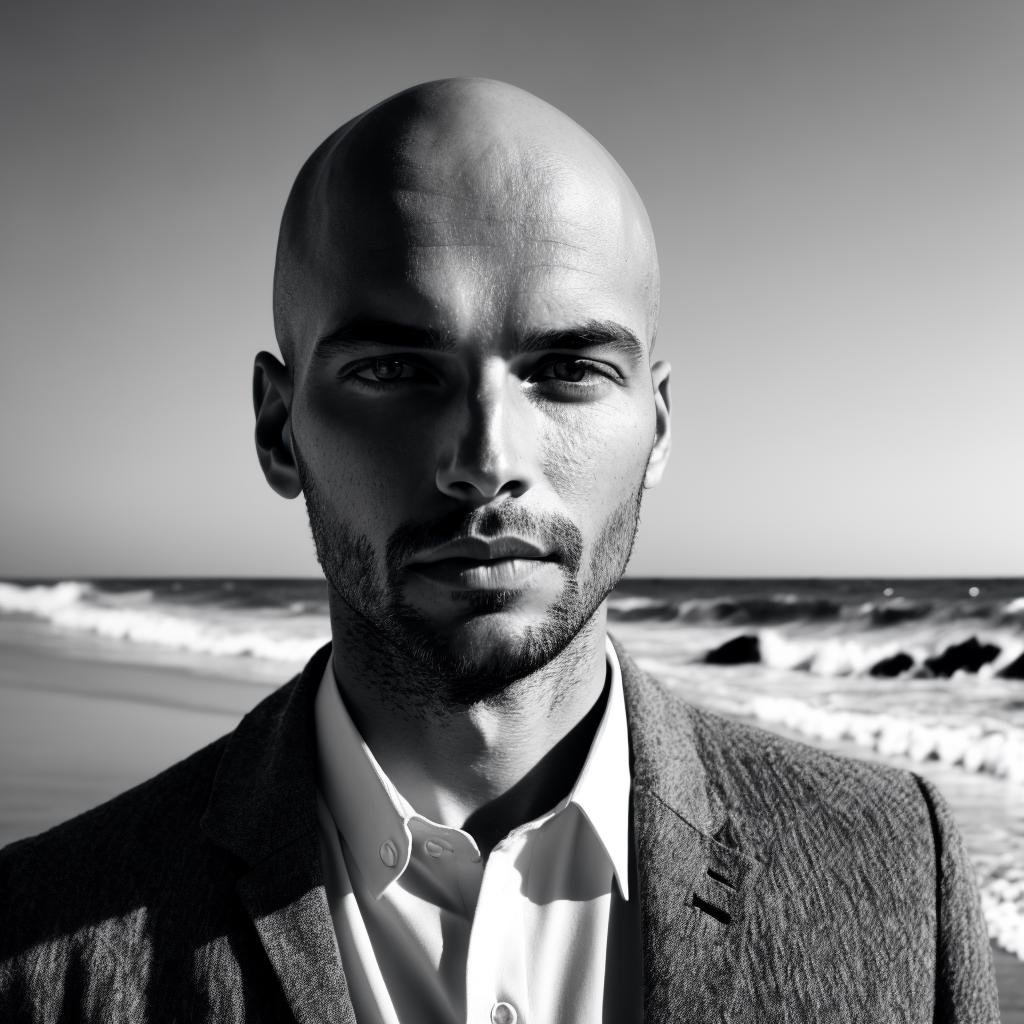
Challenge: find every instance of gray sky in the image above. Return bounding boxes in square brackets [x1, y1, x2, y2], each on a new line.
[2, 0, 1022, 578]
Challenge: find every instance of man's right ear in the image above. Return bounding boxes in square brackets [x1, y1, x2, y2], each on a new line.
[253, 352, 302, 499]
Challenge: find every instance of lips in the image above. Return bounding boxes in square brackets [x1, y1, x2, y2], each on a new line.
[407, 536, 557, 589]
[413, 536, 551, 564]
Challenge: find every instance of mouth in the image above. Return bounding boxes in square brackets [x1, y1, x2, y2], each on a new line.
[407, 536, 558, 590]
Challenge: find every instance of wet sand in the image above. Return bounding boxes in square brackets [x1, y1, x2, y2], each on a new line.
[0, 627, 271, 845]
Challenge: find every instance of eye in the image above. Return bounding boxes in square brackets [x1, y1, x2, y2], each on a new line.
[529, 357, 609, 385]
[345, 358, 427, 385]
[547, 359, 587, 382]
[361, 359, 408, 382]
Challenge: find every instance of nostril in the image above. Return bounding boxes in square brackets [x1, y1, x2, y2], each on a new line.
[435, 467, 528, 502]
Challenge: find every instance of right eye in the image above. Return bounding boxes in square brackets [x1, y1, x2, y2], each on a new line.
[342, 358, 433, 387]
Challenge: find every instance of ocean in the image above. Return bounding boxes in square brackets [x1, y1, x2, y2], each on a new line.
[1, 576, 1022, 970]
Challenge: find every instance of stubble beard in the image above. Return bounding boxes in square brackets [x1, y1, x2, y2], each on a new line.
[296, 453, 644, 707]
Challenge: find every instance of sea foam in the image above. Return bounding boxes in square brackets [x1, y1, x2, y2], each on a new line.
[980, 856, 1024, 959]
[0, 581, 327, 664]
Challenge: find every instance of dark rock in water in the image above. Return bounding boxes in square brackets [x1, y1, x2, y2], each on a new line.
[925, 637, 1001, 677]
[705, 634, 761, 665]
[998, 652, 1024, 680]
[869, 652, 915, 678]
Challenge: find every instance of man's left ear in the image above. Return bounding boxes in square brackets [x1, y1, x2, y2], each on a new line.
[253, 351, 302, 499]
[645, 360, 671, 488]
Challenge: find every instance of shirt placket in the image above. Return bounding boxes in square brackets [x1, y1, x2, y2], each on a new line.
[464, 830, 533, 1024]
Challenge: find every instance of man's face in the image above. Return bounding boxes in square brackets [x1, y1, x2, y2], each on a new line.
[283, 155, 669, 691]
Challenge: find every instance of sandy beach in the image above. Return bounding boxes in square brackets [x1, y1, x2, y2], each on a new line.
[0, 624, 1020, 1019]
[0, 617, 288, 845]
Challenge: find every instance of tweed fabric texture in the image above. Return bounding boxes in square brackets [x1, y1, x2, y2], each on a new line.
[0, 640, 1000, 1022]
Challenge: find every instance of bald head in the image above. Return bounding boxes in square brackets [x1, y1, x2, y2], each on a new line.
[272, 78, 659, 369]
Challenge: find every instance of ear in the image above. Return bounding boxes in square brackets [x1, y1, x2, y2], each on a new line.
[644, 360, 671, 488]
[253, 352, 302, 499]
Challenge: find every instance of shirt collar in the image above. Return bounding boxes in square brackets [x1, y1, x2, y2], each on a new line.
[314, 635, 632, 900]
[314, 657, 417, 898]
[562, 636, 632, 898]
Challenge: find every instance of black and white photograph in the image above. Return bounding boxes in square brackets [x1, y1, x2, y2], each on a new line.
[1, 1, 1021, 1019]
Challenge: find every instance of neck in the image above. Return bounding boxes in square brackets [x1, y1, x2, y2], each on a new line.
[327, 595, 610, 856]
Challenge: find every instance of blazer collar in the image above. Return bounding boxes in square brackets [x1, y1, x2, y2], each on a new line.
[201, 642, 357, 1024]
[615, 637, 764, 1024]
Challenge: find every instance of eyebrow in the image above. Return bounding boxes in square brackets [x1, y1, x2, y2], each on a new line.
[312, 318, 456, 359]
[312, 317, 645, 361]
[520, 320, 645, 361]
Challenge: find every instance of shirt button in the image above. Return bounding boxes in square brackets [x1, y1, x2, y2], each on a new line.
[378, 840, 399, 868]
[490, 1001, 518, 1024]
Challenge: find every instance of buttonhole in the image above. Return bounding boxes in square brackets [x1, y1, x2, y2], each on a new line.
[692, 894, 731, 925]
[707, 867, 736, 890]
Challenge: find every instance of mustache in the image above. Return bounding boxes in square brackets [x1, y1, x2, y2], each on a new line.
[386, 505, 584, 575]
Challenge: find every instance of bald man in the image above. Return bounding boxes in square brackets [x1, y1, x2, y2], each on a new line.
[0, 79, 999, 1023]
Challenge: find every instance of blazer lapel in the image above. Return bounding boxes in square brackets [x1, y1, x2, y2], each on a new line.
[202, 643, 356, 1024]
[616, 641, 763, 1024]
[235, 849, 355, 1024]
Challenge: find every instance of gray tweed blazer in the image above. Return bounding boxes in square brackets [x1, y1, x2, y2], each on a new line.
[0, 641, 1000, 1022]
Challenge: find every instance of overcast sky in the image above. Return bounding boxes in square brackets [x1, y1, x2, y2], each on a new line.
[2, 0, 1021, 578]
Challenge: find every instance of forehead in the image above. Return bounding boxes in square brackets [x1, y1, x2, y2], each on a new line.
[305, 169, 651, 352]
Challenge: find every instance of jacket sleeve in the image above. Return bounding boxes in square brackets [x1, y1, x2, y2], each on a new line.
[914, 775, 1001, 1023]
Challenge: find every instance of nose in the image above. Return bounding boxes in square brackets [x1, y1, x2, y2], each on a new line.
[435, 363, 536, 503]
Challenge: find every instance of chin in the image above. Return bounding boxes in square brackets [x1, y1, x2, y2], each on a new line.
[394, 599, 582, 689]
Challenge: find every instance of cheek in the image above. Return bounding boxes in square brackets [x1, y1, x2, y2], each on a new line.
[296, 399, 439, 528]
[540, 400, 654, 509]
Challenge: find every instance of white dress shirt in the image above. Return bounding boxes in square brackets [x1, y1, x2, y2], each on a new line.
[314, 637, 642, 1024]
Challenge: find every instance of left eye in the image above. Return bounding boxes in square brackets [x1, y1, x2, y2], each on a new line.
[532, 359, 595, 383]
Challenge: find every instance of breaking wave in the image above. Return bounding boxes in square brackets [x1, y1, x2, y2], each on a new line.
[0, 581, 327, 664]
